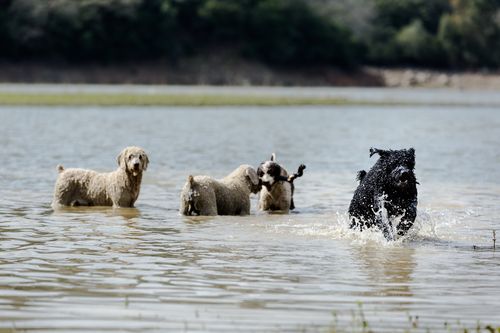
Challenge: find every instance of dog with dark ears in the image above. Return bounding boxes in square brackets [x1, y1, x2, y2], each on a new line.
[348, 148, 418, 240]
[257, 153, 306, 213]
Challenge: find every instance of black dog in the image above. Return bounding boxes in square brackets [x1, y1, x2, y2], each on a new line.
[348, 148, 418, 240]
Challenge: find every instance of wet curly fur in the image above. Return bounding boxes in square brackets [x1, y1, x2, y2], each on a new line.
[52, 146, 149, 208]
[180, 165, 261, 216]
[348, 148, 418, 240]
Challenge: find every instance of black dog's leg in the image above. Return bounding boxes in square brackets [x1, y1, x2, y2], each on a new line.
[349, 217, 364, 231]
[376, 215, 394, 240]
[373, 197, 394, 241]
[396, 198, 417, 236]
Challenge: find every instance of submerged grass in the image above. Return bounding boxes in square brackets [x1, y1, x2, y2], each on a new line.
[0, 92, 353, 106]
[326, 305, 500, 333]
[326, 321, 500, 333]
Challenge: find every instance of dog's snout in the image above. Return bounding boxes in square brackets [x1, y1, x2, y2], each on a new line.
[400, 170, 411, 181]
[262, 181, 273, 190]
[396, 168, 414, 184]
[133, 162, 140, 169]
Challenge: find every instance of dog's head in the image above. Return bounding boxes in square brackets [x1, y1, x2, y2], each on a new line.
[242, 166, 261, 194]
[257, 153, 287, 191]
[117, 146, 149, 176]
[370, 148, 417, 189]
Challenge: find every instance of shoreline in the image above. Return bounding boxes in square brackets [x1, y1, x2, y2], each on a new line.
[1, 84, 500, 106]
[2, 57, 500, 90]
[1, 56, 500, 106]
[372, 67, 500, 90]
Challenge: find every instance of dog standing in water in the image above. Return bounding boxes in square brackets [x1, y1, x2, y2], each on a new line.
[349, 148, 418, 240]
[52, 146, 149, 208]
[179, 165, 261, 216]
[257, 154, 306, 213]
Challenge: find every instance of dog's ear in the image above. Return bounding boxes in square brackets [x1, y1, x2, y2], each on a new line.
[369, 148, 390, 158]
[270, 153, 276, 162]
[142, 152, 149, 171]
[117, 148, 128, 169]
[270, 164, 282, 178]
[408, 148, 415, 157]
[245, 167, 260, 186]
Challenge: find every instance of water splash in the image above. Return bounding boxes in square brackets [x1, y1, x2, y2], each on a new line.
[245, 205, 490, 249]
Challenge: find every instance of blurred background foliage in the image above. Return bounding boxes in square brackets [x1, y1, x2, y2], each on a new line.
[0, 0, 499, 69]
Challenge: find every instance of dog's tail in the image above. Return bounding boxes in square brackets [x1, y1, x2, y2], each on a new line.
[356, 170, 367, 183]
[57, 165, 65, 173]
[286, 164, 306, 211]
[287, 164, 306, 183]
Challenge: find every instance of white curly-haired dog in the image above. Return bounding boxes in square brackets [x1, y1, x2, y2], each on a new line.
[180, 165, 261, 216]
[52, 146, 149, 208]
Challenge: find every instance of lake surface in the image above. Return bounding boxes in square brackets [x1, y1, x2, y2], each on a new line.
[1, 96, 499, 332]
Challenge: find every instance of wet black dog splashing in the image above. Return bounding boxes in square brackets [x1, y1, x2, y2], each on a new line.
[348, 148, 418, 240]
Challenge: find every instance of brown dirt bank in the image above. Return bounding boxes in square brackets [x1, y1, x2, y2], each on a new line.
[0, 54, 382, 87]
[1, 54, 500, 89]
[371, 67, 500, 90]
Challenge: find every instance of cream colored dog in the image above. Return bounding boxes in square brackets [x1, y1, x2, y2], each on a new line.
[52, 146, 149, 208]
[180, 165, 261, 216]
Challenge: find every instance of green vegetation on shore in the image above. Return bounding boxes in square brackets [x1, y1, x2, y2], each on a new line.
[0, 92, 352, 106]
[1, 0, 500, 71]
[2, 89, 496, 107]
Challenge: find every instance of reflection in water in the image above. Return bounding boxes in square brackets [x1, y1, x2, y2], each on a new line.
[52, 206, 142, 220]
[354, 245, 415, 301]
[0, 105, 499, 332]
[182, 215, 218, 224]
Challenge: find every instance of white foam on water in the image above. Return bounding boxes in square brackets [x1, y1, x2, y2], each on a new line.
[245, 205, 490, 250]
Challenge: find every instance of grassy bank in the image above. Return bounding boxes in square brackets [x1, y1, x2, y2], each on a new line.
[2, 85, 500, 107]
[0, 92, 353, 106]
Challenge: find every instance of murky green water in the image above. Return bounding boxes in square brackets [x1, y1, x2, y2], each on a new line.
[0, 99, 499, 332]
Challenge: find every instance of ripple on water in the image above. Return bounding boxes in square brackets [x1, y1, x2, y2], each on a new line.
[1, 105, 500, 332]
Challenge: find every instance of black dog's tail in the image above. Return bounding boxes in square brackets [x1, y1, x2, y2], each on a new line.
[356, 170, 367, 183]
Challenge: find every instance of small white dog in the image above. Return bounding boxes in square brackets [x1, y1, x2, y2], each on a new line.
[52, 146, 149, 208]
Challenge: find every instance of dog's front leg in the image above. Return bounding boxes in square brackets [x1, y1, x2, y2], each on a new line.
[396, 198, 417, 236]
[373, 195, 394, 241]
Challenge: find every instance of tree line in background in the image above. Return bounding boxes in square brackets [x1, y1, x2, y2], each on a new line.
[0, 0, 499, 69]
